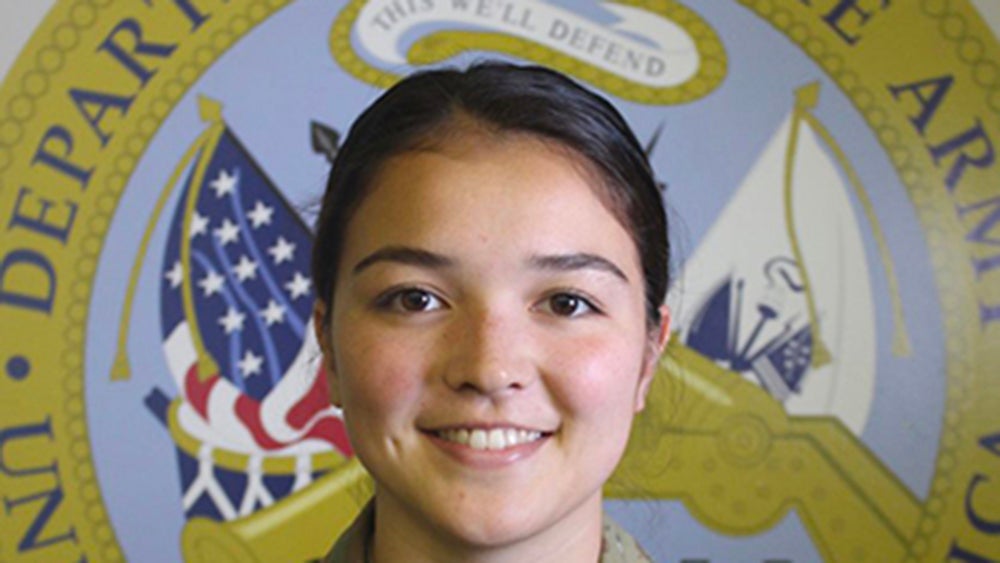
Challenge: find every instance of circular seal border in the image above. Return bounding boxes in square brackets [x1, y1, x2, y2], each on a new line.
[1, 0, 997, 561]
[737, 0, 999, 559]
[0, 0, 294, 559]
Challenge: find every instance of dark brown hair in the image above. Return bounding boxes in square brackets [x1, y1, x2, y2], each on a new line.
[312, 62, 669, 326]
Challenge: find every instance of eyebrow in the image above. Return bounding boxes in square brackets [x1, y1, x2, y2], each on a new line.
[352, 245, 455, 275]
[528, 253, 629, 283]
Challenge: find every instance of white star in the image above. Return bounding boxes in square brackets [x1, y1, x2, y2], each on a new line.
[247, 200, 274, 229]
[198, 270, 225, 297]
[260, 299, 286, 326]
[285, 272, 311, 300]
[165, 261, 183, 289]
[214, 218, 240, 246]
[210, 168, 238, 198]
[268, 236, 295, 265]
[237, 349, 263, 378]
[218, 307, 246, 334]
[233, 255, 258, 282]
[189, 212, 208, 238]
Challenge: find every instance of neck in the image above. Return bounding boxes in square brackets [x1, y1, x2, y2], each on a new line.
[370, 492, 604, 563]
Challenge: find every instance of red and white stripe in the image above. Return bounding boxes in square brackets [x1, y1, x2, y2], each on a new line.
[163, 322, 353, 455]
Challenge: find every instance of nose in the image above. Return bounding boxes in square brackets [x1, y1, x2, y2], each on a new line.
[442, 308, 532, 396]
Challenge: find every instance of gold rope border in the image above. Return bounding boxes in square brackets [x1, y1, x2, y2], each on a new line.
[735, 1, 999, 560]
[0, 0, 295, 560]
[0, 0, 995, 561]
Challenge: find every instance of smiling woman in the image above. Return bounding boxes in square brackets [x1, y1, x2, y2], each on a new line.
[311, 62, 671, 563]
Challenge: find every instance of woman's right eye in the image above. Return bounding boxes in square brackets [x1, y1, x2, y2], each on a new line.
[377, 288, 444, 313]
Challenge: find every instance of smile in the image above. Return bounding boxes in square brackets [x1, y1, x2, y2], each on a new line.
[434, 428, 544, 451]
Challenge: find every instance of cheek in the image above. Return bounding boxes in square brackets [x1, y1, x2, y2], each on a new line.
[333, 327, 428, 430]
[544, 333, 645, 424]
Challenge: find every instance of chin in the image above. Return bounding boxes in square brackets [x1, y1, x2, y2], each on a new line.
[430, 487, 598, 551]
[440, 510, 544, 549]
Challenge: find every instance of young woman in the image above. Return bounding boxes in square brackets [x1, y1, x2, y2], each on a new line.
[312, 62, 671, 563]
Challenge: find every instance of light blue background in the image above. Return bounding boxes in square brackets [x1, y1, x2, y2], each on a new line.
[84, 1, 945, 561]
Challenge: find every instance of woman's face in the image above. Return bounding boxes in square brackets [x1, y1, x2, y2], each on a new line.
[318, 131, 669, 552]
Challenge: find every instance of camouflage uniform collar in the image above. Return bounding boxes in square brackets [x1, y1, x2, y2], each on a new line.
[322, 501, 652, 562]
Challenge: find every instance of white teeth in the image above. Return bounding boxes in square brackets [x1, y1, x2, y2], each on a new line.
[505, 428, 518, 445]
[436, 427, 543, 450]
[469, 429, 487, 450]
[488, 429, 505, 449]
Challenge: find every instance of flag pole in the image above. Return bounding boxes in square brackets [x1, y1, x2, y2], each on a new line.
[798, 99, 913, 358]
[111, 96, 226, 381]
[179, 97, 225, 381]
[783, 83, 832, 368]
[782, 82, 912, 364]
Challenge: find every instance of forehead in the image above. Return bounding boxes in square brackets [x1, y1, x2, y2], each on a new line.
[339, 132, 641, 273]
[396, 119, 628, 224]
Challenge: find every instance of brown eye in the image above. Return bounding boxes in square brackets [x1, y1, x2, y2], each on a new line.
[545, 293, 596, 317]
[396, 288, 442, 312]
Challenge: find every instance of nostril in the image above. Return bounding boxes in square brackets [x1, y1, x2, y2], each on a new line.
[443, 316, 532, 393]
[446, 364, 529, 394]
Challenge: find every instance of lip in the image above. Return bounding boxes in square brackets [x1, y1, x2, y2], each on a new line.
[420, 424, 553, 469]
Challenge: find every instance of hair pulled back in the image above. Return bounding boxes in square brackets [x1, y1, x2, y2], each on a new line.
[312, 62, 669, 326]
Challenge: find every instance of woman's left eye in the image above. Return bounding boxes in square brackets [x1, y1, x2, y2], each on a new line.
[539, 292, 599, 318]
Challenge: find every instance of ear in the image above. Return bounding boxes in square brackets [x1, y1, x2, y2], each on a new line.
[313, 300, 342, 408]
[634, 304, 671, 413]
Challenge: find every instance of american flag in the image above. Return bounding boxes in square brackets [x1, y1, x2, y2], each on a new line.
[159, 126, 351, 455]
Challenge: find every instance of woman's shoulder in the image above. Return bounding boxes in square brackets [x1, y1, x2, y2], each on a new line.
[319, 502, 374, 563]
[601, 513, 654, 563]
